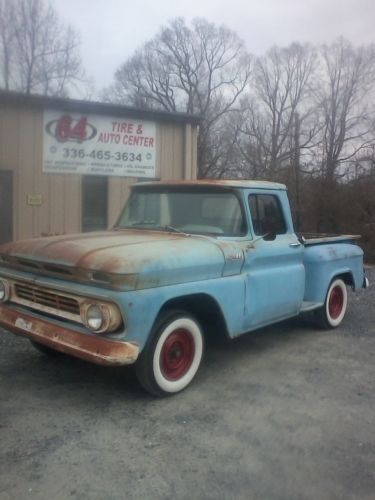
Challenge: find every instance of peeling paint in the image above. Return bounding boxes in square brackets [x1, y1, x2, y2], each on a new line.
[0, 305, 138, 366]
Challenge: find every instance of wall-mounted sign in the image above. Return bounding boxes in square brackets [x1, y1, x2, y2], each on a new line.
[27, 194, 43, 206]
[43, 110, 157, 178]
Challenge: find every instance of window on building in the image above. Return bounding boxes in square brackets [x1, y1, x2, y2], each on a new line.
[249, 194, 287, 236]
[82, 176, 108, 232]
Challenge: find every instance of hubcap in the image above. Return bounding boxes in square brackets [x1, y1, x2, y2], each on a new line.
[329, 286, 344, 319]
[161, 328, 195, 381]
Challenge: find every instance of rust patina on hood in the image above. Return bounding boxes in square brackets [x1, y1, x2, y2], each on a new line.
[0, 230, 244, 289]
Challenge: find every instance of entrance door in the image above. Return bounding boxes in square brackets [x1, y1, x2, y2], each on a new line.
[82, 176, 108, 232]
[0, 171, 13, 244]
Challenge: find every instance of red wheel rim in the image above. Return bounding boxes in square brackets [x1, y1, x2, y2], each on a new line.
[329, 286, 344, 319]
[160, 328, 195, 381]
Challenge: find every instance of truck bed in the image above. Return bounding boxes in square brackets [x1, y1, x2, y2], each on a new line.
[300, 233, 361, 246]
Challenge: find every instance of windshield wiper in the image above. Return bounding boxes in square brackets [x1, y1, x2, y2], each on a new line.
[162, 225, 189, 236]
[112, 221, 156, 230]
[130, 220, 156, 226]
[114, 222, 189, 235]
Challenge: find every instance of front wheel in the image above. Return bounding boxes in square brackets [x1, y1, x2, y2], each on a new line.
[135, 310, 204, 397]
[314, 278, 348, 329]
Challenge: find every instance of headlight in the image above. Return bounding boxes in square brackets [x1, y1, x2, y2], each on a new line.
[0, 279, 10, 302]
[81, 301, 123, 333]
[86, 304, 104, 331]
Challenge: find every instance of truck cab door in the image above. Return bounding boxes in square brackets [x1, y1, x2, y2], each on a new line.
[242, 191, 305, 331]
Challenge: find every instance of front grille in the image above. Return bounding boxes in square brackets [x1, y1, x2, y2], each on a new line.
[14, 283, 80, 315]
[0, 256, 74, 277]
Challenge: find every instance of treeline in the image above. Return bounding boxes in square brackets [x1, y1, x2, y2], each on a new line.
[0, 0, 85, 96]
[0, 5, 374, 258]
[105, 18, 375, 259]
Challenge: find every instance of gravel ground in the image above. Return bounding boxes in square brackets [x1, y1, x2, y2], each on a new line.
[0, 268, 374, 500]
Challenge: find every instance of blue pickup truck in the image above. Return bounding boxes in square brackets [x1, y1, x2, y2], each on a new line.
[0, 180, 369, 395]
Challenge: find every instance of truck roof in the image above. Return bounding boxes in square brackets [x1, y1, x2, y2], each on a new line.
[134, 180, 287, 190]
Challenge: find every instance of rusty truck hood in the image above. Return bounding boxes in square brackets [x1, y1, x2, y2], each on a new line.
[0, 230, 244, 289]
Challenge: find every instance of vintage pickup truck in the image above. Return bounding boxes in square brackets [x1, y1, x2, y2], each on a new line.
[0, 180, 369, 395]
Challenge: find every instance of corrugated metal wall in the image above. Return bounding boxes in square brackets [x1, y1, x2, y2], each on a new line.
[0, 104, 198, 241]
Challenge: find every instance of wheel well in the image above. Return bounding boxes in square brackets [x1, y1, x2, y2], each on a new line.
[335, 272, 355, 290]
[158, 294, 230, 340]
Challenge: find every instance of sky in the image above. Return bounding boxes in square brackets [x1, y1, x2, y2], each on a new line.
[53, 0, 375, 94]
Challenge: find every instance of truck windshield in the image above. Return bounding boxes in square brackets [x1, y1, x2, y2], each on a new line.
[116, 188, 246, 236]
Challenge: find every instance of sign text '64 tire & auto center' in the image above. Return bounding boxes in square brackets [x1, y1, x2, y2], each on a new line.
[43, 110, 157, 178]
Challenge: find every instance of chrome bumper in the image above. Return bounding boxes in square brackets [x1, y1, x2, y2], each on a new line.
[0, 305, 139, 366]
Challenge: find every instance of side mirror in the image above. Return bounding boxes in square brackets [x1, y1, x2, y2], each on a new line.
[263, 231, 277, 241]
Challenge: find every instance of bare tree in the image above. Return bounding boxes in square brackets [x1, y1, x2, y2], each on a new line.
[308, 38, 375, 231]
[0, 0, 15, 90]
[106, 18, 252, 177]
[0, 0, 84, 96]
[315, 38, 375, 183]
[238, 43, 317, 180]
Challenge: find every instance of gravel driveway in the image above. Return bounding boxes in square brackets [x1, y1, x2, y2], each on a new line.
[0, 268, 374, 500]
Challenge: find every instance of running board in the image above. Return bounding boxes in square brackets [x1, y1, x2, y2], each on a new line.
[300, 301, 324, 312]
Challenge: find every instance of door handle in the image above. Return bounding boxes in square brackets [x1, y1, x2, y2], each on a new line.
[289, 242, 302, 248]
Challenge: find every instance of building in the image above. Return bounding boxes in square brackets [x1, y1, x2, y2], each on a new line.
[0, 91, 200, 244]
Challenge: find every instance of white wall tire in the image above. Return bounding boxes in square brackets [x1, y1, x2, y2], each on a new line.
[315, 278, 348, 329]
[136, 310, 204, 396]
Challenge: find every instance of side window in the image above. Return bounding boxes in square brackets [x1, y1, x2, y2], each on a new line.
[249, 194, 287, 236]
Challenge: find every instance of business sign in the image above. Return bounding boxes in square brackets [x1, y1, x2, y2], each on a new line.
[43, 110, 157, 177]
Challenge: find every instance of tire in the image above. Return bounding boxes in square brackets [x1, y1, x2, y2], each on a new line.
[135, 310, 204, 397]
[29, 339, 62, 356]
[314, 278, 348, 329]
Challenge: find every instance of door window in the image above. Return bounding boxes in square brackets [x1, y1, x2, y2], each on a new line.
[249, 194, 286, 236]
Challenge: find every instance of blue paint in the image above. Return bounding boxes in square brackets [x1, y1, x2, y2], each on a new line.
[303, 243, 364, 301]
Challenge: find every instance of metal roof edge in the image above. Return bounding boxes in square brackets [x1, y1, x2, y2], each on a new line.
[0, 90, 202, 125]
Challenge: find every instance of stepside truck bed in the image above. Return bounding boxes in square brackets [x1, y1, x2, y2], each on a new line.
[301, 234, 361, 246]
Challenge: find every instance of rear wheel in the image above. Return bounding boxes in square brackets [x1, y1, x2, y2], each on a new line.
[315, 278, 348, 329]
[135, 310, 204, 397]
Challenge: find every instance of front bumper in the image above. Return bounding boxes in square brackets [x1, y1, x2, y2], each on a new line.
[0, 305, 139, 366]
